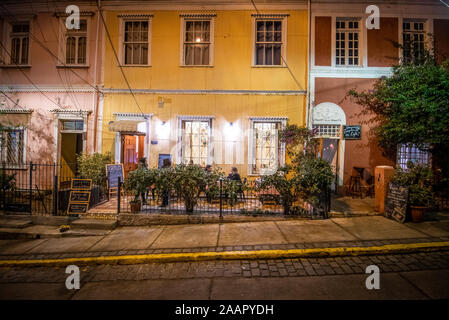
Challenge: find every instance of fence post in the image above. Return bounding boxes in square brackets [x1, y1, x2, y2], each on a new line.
[53, 173, 58, 216]
[29, 161, 33, 213]
[219, 178, 223, 218]
[2, 161, 5, 213]
[117, 176, 121, 214]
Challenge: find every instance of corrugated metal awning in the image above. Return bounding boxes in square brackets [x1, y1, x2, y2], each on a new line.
[108, 120, 141, 132]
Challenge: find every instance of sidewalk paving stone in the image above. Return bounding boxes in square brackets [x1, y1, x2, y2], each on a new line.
[218, 222, 287, 246]
[151, 224, 219, 249]
[331, 216, 427, 240]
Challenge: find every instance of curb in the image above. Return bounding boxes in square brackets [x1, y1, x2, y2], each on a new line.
[1, 241, 449, 267]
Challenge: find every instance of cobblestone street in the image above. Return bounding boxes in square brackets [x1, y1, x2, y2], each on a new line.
[1, 251, 449, 299]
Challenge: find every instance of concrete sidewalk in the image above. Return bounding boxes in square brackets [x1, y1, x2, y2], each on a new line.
[0, 216, 449, 266]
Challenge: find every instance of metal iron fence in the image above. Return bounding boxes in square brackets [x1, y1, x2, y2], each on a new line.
[117, 178, 331, 218]
[1, 162, 107, 215]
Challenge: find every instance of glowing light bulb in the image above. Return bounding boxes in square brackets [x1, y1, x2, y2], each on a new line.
[196, 37, 201, 42]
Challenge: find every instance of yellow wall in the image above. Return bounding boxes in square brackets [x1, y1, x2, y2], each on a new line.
[101, 9, 308, 176]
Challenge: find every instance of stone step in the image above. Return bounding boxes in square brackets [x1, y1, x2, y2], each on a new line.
[70, 218, 117, 230]
[0, 219, 32, 229]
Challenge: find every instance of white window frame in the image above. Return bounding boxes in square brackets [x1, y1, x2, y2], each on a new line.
[0, 126, 27, 166]
[251, 14, 288, 67]
[1, 19, 32, 66]
[58, 17, 90, 67]
[248, 117, 287, 176]
[177, 115, 214, 166]
[335, 17, 361, 67]
[401, 18, 427, 64]
[118, 15, 152, 67]
[180, 15, 215, 66]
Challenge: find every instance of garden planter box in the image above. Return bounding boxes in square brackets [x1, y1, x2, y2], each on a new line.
[130, 201, 141, 213]
[410, 206, 426, 222]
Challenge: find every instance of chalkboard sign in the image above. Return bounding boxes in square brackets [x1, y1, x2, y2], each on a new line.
[343, 125, 361, 140]
[71, 179, 92, 190]
[69, 191, 91, 203]
[67, 203, 89, 214]
[106, 164, 124, 188]
[384, 183, 409, 223]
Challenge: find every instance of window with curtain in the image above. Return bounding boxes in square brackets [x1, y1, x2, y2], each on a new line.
[183, 20, 211, 65]
[255, 19, 283, 66]
[181, 120, 211, 166]
[123, 20, 149, 65]
[251, 122, 281, 175]
[0, 128, 25, 165]
[9, 22, 30, 65]
[65, 19, 87, 65]
[336, 18, 360, 66]
[402, 20, 425, 64]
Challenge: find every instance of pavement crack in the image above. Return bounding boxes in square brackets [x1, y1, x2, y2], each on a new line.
[273, 221, 289, 243]
[330, 219, 362, 240]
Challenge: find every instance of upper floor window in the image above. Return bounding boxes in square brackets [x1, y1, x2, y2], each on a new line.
[9, 22, 30, 65]
[64, 19, 87, 65]
[123, 20, 149, 65]
[402, 20, 425, 64]
[254, 19, 284, 66]
[0, 128, 26, 165]
[336, 19, 360, 66]
[182, 19, 213, 66]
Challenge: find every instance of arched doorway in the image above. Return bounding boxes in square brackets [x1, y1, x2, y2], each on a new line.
[312, 102, 346, 191]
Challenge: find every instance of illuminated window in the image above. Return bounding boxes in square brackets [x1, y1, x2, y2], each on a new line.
[250, 121, 285, 175]
[181, 120, 211, 166]
[396, 144, 430, 170]
[336, 18, 360, 66]
[182, 19, 212, 65]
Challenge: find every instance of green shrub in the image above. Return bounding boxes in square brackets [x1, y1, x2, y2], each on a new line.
[76, 152, 112, 188]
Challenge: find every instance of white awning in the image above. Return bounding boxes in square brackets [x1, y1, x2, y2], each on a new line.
[108, 120, 143, 132]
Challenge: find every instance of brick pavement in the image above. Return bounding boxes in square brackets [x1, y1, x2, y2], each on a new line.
[1, 251, 448, 283]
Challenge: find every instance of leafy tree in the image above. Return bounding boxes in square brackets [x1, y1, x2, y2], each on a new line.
[348, 53, 449, 179]
[171, 164, 208, 213]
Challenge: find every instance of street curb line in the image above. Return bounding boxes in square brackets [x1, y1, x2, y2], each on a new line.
[1, 241, 449, 267]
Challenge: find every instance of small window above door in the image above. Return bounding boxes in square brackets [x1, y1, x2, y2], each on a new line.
[62, 120, 83, 131]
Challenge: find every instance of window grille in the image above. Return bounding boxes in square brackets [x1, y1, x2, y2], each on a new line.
[313, 125, 341, 138]
[181, 120, 210, 166]
[396, 143, 430, 170]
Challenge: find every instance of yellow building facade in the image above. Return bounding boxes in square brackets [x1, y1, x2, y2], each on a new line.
[100, 4, 308, 177]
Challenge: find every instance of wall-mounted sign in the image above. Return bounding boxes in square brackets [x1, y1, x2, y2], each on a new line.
[69, 190, 91, 203]
[343, 125, 361, 140]
[106, 164, 124, 188]
[384, 183, 409, 223]
[71, 179, 92, 190]
[151, 140, 158, 145]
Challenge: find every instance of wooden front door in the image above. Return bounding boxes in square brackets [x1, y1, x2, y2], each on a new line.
[123, 135, 137, 177]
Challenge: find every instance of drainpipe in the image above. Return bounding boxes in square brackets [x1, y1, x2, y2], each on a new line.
[305, 0, 312, 130]
[93, 0, 101, 153]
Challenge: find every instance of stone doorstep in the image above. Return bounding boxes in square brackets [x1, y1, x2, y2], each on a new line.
[0, 218, 32, 229]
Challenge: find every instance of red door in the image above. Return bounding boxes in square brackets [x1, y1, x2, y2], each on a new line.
[123, 135, 137, 177]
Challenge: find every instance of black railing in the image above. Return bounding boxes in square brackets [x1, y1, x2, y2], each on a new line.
[1, 162, 107, 215]
[117, 179, 331, 218]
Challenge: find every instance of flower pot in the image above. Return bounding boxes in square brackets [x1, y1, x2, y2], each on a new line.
[410, 206, 426, 222]
[130, 201, 141, 213]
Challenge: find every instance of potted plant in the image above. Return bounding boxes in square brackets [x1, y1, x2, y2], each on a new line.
[124, 167, 149, 213]
[391, 162, 435, 222]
